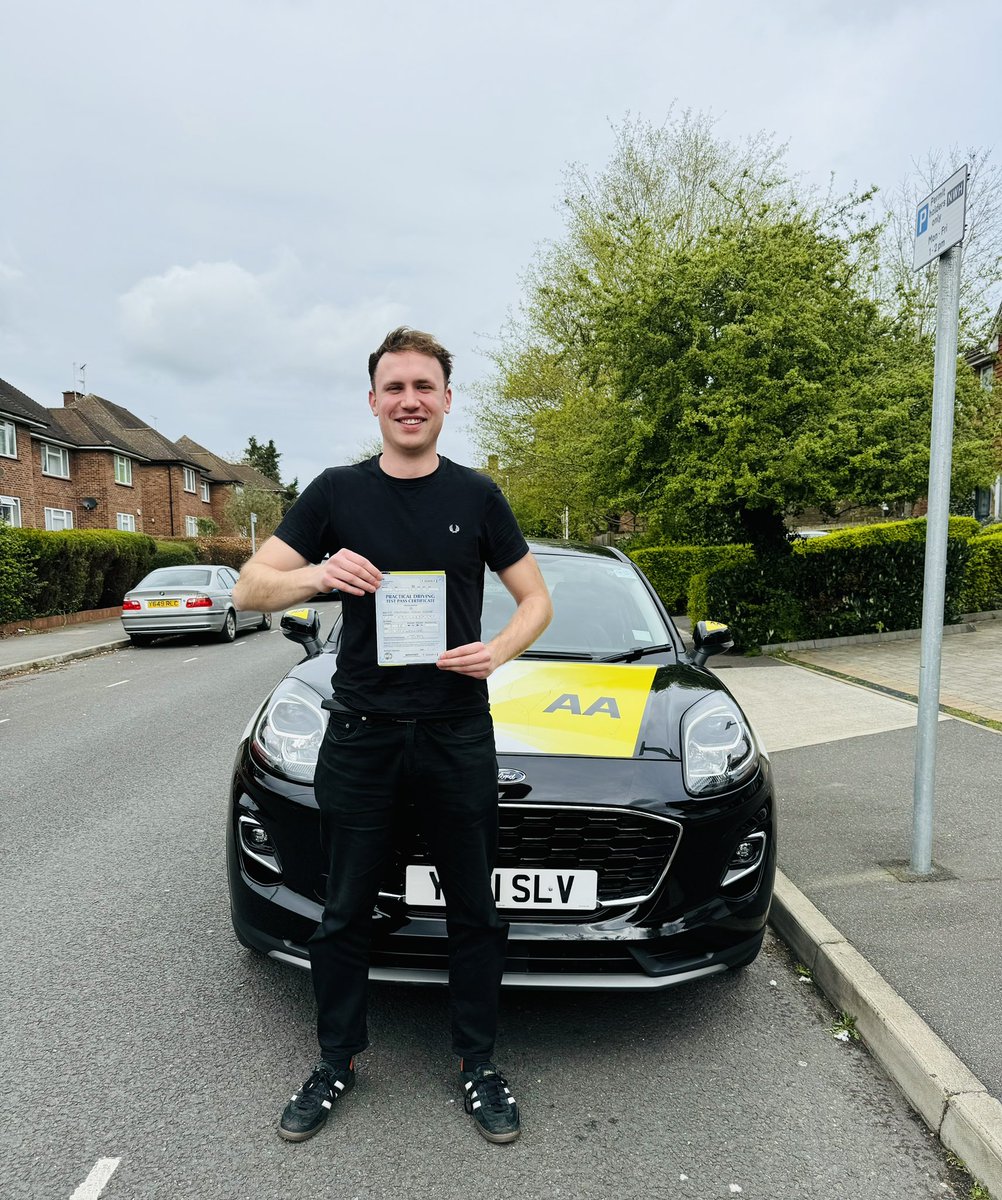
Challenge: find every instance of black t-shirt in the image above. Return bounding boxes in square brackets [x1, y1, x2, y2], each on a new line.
[274, 456, 529, 716]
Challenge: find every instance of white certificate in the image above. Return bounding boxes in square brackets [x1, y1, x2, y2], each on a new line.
[375, 571, 447, 666]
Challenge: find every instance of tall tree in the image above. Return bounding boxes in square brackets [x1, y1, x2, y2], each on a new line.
[243, 436, 282, 484]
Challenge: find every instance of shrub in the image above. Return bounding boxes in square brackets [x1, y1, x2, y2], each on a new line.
[149, 538, 199, 570]
[688, 517, 977, 651]
[630, 543, 753, 612]
[189, 535, 254, 570]
[0, 526, 38, 624]
[960, 535, 1002, 613]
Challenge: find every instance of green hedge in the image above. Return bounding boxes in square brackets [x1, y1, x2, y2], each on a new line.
[629, 543, 753, 612]
[960, 532, 1002, 613]
[3, 529, 158, 619]
[689, 518, 980, 651]
[0, 529, 257, 625]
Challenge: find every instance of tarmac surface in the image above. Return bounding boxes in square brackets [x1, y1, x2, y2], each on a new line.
[2, 610, 1001, 1195]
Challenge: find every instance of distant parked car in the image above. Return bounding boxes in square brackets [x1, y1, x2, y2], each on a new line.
[120, 565, 271, 646]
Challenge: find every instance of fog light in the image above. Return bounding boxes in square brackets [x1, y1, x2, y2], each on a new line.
[238, 814, 282, 877]
[722, 831, 767, 890]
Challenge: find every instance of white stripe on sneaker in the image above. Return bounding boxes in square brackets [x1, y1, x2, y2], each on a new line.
[334, 1080, 345, 1091]
[322, 1099, 332, 1109]
[472, 1100, 481, 1110]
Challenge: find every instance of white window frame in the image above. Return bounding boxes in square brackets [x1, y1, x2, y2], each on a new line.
[981, 363, 995, 390]
[41, 443, 70, 478]
[116, 512, 136, 532]
[44, 507, 74, 531]
[114, 454, 133, 485]
[185, 515, 199, 536]
[200, 480, 210, 503]
[0, 420, 16, 458]
[0, 495, 21, 526]
[183, 466, 197, 492]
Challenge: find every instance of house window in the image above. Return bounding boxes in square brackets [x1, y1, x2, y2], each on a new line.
[116, 512, 136, 532]
[185, 515, 199, 536]
[201, 480, 210, 503]
[42, 443, 70, 478]
[0, 420, 15, 458]
[44, 507, 74, 531]
[114, 454, 133, 485]
[183, 467, 197, 492]
[0, 495, 21, 526]
[981, 364, 995, 390]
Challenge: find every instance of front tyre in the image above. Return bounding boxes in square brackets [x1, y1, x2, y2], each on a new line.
[129, 633, 153, 647]
[258, 611, 272, 631]
[219, 609, 238, 643]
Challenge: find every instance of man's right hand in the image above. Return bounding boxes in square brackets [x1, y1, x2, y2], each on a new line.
[315, 548, 382, 596]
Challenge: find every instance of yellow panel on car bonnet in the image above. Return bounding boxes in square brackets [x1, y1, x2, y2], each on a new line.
[487, 661, 657, 757]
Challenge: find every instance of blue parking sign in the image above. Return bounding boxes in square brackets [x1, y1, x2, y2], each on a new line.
[916, 204, 929, 237]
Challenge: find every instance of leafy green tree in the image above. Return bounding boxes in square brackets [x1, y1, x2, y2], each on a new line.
[223, 486, 283, 540]
[243, 436, 282, 484]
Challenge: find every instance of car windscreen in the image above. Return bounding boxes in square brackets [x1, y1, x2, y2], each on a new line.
[137, 569, 213, 588]
[481, 553, 672, 657]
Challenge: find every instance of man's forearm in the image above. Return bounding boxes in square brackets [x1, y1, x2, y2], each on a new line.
[487, 593, 552, 670]
[233, 561, 323, 612]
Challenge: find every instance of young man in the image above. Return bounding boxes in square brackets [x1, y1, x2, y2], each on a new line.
[233, 327, 551, 1145]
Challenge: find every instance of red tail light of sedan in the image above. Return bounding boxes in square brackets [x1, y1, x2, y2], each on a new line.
[185, 595, 213, 608]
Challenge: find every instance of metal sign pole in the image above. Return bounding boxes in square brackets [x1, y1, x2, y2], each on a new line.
[911, 244, 963, 875]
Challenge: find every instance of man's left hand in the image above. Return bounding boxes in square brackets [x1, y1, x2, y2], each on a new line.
[436, 641, 496, 679]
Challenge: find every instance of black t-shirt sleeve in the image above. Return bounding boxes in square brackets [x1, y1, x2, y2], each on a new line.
[482, 481, 529, 573]
[272, 471, 335, 563]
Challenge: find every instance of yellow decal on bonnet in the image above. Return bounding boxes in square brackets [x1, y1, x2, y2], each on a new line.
[703, 620, 727, 632]
[285, 608, 310, 619]
[487, 662, 657, 757]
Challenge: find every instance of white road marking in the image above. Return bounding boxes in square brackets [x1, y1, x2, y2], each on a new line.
[0, 718, 10, 724]
[105, 680, 130, 689]
[69, 1157, 121, 1199]
[183, 657, 199, 663]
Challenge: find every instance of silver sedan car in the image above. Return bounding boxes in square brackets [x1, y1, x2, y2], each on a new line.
[120, 564, 271, 646]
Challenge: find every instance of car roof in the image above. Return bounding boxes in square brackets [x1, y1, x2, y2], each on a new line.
[526, 539, 629, 562]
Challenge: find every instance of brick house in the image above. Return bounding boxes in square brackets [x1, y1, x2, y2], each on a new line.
[0, 377, 52, 528]
[174, 436, 285, 533]
[1, 376, 289, 536]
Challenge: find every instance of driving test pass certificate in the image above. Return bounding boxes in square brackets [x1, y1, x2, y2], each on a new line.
[375, 571, 447, 666]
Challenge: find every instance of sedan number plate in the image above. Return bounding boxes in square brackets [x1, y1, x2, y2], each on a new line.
[405, 865, 598, 910]
[146, 599, 179, 608]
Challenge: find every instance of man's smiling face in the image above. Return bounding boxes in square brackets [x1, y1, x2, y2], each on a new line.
[369, 349, 452, 459]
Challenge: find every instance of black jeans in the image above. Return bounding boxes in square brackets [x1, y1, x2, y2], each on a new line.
[309, 707, 508, 1061]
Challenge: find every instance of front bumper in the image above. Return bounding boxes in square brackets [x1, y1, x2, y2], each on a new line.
[227, 740, 775, 990]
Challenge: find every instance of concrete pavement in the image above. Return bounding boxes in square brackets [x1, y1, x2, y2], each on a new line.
[4, 610, 1002, 1195]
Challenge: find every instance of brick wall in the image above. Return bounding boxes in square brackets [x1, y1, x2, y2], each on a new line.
[0, 421, 38, 526]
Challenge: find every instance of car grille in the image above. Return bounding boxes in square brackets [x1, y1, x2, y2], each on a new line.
[384, 803, 681, 907]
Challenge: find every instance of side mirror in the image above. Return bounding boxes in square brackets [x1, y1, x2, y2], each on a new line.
[691, 619, 734, 668]
[281, 607, 323, 659]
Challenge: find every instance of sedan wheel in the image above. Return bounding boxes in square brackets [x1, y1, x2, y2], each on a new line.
[219, 609, 238, 643]
[258, 611, 272, 631]
[129, 634, 153, 647]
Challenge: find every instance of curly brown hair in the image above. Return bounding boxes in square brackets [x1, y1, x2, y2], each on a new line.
[368, 326, 453, 388]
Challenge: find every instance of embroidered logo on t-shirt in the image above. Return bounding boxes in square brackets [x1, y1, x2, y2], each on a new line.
[449, 524, 460, 533]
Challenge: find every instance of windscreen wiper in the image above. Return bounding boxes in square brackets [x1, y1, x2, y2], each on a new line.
[520, 649, 597, 661]
[597, 643, 676, 663]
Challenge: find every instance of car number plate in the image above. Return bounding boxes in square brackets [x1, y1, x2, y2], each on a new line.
[146, 599, 179, 608]
[405, 865, 598, 910]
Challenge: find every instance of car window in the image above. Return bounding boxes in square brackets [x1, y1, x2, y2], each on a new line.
[217, 570, 234, 590]
[138, 568, 213, 588]
[482, 553, 672, 656]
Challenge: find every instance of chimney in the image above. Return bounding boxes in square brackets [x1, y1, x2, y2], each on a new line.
[63, 390, 79, 407]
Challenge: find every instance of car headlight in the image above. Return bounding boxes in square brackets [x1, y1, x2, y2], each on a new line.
[250, 678, 329, 783]
[681, 693, 759, 796]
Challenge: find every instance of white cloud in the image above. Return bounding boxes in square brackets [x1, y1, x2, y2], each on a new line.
[118, 257, 405, 382]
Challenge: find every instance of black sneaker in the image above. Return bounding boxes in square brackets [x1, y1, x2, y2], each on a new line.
[278, 1061, 355, 1142]
[461, 1062, 521, 1143]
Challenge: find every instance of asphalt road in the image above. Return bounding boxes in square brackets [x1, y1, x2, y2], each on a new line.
[0, 624, 972, 1200]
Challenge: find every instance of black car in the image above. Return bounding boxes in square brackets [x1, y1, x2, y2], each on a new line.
[227, 541, 775, 990]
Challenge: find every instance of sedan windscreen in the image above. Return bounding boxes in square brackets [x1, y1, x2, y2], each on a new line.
[482, 554, 672, 657]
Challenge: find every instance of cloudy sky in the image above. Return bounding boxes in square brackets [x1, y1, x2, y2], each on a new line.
[2, 0, 999, 489]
